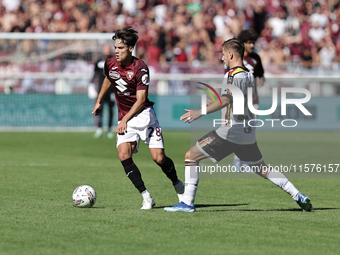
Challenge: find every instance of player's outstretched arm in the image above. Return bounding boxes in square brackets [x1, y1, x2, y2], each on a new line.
[92, 77, 111, 115]
[180, 109, 201, 123]
[180, 96, 230, 123]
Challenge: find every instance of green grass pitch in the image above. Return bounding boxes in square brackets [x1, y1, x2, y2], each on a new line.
[0, 131, 339, 255]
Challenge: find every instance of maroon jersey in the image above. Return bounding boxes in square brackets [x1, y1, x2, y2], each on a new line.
[105, 56, 154, 121]
[243, 52, 264, 105]
[243, 52, 264, 79]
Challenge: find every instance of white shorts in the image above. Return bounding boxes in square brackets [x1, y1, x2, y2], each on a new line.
[116, 107, 164, 154]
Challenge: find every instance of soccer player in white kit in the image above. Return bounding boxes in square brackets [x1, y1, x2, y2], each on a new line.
[93, 26, 184, 209]
[164, 38, 312, 212]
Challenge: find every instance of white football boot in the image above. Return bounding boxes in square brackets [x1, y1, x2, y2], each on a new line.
[141, 197, 155, 210]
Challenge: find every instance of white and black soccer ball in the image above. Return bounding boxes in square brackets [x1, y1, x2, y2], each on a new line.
[72, 185, 97, 208]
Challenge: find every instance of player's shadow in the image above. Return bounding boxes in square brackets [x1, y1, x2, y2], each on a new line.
[154, 203, 248, 209]
[197, 207, 340, 212]
[155, 203, 340, 212]
[196, 203, 248, 208]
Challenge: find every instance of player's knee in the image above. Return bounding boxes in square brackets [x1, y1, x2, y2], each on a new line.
[185, 150, 190, 160]
[118, 152, 131, 161]
[152, 153, 165, 165]
[250, 161, 268, 178]
[185, 150, 200, 162]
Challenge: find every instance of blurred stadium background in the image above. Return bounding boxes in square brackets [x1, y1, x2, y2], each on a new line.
[0, 0, 340, 131]
[1, 3, 340, 254]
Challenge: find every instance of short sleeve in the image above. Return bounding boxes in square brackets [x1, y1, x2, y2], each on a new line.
[253, 53, 264, 78]
[136, 61, 150, 90]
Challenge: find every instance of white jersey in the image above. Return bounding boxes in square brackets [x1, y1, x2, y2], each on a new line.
[216, 66, 256, 144]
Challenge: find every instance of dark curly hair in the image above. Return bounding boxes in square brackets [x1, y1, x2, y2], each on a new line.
[237, 29, 258, 43]
[112, 26, 139, 47]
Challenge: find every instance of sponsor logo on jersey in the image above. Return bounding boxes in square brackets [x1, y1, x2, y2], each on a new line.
[115, 78, 128, 92]
[127, 70, 134, 80]
[141, 74, 149, 85]
[198, 136, 215, 147]
[227, 75, 233, 84]
[109, 71, 120, 79]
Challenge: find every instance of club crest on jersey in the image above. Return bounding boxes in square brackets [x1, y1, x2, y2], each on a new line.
[126, 70, 134, 80]
[109, 71, 120, 79]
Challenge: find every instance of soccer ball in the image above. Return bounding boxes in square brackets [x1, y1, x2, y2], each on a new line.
[72, 185, 97, 208]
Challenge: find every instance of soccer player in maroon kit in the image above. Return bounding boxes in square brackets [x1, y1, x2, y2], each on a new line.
[237, 29, 265, 107]
[92, 26, 184, 209]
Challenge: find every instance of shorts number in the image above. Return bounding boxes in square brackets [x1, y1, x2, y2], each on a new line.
[148, 127, 162, 138]
[155, 127, 161, 137]
[148, 127, 154, 138]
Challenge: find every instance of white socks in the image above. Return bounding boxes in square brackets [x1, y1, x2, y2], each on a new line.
[141, 190, 151, 199]
[181, 162, 301, 206]
[182, 160, 199, 206]
[267, 168, 299, 201]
